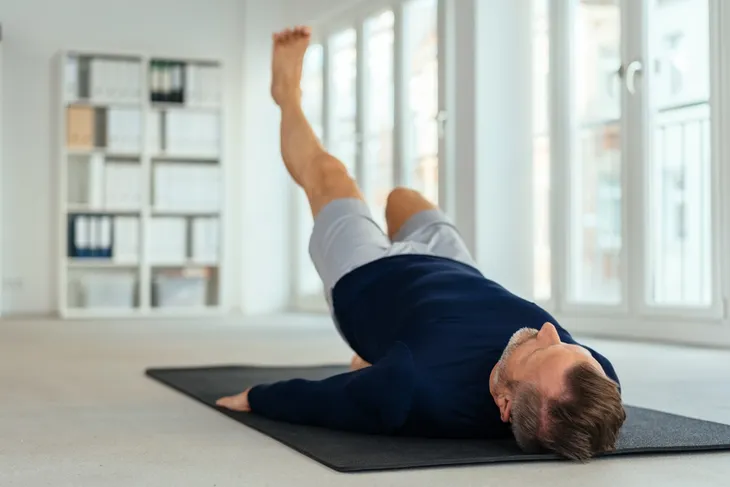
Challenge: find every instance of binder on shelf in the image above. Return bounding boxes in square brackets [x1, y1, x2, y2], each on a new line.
[69, 215, 91, 257]
[99, 216, 113, 258]
[88, 215, 101, 257]
[150, 60, 185, 104]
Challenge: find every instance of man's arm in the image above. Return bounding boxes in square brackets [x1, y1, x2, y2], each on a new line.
[217, 343, 415, 434]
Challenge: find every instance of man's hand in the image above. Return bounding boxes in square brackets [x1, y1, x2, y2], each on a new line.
[216, 388, 252, 412]
[350, 355, 371, 371]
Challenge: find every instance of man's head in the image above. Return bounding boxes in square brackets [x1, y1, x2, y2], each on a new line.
[489, 323, 626, 461]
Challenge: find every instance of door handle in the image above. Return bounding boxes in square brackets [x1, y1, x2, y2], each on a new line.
[620, 60, 643, 95]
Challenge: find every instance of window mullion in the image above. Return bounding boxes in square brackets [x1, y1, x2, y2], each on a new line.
[355, 23, 368, 187]
[549, 0, 572, 313]
[393, 3, 407, 188]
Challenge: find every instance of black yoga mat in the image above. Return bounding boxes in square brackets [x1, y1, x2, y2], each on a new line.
[146, 365, 730, 473]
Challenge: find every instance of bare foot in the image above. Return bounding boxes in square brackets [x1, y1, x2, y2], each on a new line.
[271, 26, 311, 107]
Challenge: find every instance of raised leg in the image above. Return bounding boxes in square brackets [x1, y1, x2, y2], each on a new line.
[271, 26, 363, 216]
[384, 187, 438, 240]
[385, 187, 477, 268]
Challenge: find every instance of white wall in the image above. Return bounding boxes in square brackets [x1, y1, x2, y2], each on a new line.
[0, 0, 293, 315]
[238, 0, 294, 314]
[282, 0, 364, 25]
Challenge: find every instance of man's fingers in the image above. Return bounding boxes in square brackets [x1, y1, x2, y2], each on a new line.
[216, 394, 250, 412]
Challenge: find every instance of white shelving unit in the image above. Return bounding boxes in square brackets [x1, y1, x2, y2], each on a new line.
[56, 50, 225, 318]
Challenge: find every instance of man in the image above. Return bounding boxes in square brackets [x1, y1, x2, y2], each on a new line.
[217, 26, 626, 461]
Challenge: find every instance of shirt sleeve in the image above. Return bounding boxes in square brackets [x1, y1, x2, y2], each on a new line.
[247, 342, 416, 434]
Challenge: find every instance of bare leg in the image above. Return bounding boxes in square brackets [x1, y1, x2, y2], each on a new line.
[271, 26, 363, 216]
[384, 187, 438, 240]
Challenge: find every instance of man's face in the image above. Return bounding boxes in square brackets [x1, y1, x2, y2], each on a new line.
[490, 323, 605, 422]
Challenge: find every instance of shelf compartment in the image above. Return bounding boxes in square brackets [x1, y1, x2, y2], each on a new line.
[151, 266, 219, 309]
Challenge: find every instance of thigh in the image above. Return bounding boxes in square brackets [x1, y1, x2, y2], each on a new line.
[309, 198, 391, 293]
[392, 209, 477, 268]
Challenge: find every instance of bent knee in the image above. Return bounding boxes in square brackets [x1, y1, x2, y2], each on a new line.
[386, 187, 419, 213]
[385, 187, 436, 239]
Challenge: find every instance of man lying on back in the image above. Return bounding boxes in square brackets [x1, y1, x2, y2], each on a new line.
[217, 26, 626, 461]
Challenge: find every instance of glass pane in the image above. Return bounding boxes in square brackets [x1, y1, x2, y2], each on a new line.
[404, 0, 439, 204]
[296, 45, 325, 299]
[533, 0, 551, 301]
[569, 0, 622, 304]
[302, 44, 324, 141]
[648, 0, 712, 306]
[329, 29, 358, 176]
[364, 11, 395, 230]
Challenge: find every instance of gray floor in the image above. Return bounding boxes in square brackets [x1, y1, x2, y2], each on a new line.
[1, 314, 729, 487]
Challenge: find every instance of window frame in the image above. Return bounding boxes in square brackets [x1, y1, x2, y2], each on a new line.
[542, 0, 729, 329]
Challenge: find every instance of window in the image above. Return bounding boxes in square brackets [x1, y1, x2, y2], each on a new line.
[292, 0, 443, 310]
[532, 0, 551, 302]
[534, 0, 722, 321]
[328, 29, 358, 176]
[363, 11, 395, 229]
[404, 0, 440, 204]
[570, 0, 622, 305]
[648, 0, 712, 307]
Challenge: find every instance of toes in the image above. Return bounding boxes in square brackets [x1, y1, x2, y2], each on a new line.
[273, 26, 311, 45]
[293, 25, 311, 38]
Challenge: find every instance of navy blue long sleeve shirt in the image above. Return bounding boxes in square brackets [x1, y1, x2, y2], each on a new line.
[248, 255, 620, 438]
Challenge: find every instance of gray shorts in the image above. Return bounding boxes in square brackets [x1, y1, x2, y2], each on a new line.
[309, 198, 476, 306]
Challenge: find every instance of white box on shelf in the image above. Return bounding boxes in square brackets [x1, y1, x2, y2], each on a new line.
[154, 269, 208, 308]
[122, 61, 142, 103]
[113, 216, 139, 263]
[154, 163, 220, 212]
[107, 107, 141, 153]
[104, 163, 142, 210]
[65, 55, 79, 102]
[165, 111, 219, 156]
[199, 66, 222, 107]
[88, 153, 105, 208]
[67, 155, 90, 206]
[148, 217, 187, 264]
[148, 111, 161, 154]
[79, 271, 136, 309]
[191, 217, 219, 263]
[185, 64, 200, 106]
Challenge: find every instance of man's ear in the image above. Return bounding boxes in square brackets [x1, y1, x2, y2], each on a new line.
[496, 393, 513, 423]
